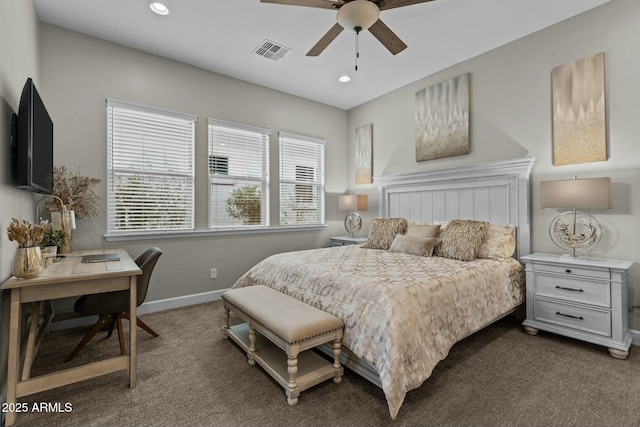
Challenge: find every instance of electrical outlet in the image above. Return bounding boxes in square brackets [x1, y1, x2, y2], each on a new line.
[210, 268, 217, 279]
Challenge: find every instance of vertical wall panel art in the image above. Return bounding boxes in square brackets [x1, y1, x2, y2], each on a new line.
[415, 73, 469, 161]
[552, 52, 607, 166]
[355, 123, 373, 184]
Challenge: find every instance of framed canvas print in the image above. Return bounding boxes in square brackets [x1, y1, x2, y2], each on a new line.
[355, 124, 372, 184]
[415, 73, 469, 161]
[552, 52, 607, 166]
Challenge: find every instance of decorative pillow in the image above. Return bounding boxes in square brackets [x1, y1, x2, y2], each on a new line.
[406, 223, 441, 239]
[477, 224, 517, 259]
[389, 235, 439, 256]
[361, 218, 408, 250]
[434, 219, 490, 261]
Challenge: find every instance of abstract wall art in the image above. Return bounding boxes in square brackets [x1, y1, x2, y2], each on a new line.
[415, 73, 469, 161]
[355, 123, 373, 184]
[552, 52, 607, 166]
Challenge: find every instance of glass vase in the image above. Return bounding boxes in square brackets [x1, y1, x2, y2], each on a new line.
[12, 247, 44, 279]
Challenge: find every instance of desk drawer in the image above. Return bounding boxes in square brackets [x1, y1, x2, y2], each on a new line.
[532, 263, 610, 279]
[534, 299, 611, 337]
[534, 275, 610, 307]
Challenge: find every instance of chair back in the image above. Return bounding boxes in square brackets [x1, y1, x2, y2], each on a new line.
[134, 247, 163, 307]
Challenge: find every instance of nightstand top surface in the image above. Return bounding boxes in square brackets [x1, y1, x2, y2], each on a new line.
[521, 252, 633, 270]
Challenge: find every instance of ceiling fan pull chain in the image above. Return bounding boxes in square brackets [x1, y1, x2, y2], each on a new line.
[355, 26, 361, 71]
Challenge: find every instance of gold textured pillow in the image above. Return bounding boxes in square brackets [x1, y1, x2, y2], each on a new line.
[477, 224, 516, 259]
[389, 235, 439, 256]
[361, 218, 408, 250]
[406, 223, 441, 239]
[435, 219, 490, 261]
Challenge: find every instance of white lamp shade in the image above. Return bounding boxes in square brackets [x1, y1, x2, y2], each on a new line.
[339, 194, 368, 212]
[336, 0, 380, 31]
[540, 177, 612, 210]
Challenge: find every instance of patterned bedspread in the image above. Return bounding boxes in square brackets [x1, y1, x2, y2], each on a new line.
[232, 245, 524, 419]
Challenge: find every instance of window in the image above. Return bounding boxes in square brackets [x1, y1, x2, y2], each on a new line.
[107, 99, 196, 235]
[279, 132, 325, 226]
[208, 119, 270, 228]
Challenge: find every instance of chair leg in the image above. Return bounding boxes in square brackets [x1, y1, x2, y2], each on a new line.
[136, 317, 160, 337]
[106, 316, 117, 338]
[116, 314, 126, 356]
[121, 312, 159, 337]
[65, 315, 112, 362]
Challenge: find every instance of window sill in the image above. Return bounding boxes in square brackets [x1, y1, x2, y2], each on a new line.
[104, 225, 328, 242]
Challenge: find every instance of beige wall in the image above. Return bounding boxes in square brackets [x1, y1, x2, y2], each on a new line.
[0, 0, 41, 396]
[38, 24, 348, 303]
[347, 0, 640, 328]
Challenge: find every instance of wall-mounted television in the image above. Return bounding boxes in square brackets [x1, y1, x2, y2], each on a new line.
[11, 78, 54, 194]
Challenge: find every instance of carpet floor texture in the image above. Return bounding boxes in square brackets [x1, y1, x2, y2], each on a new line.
[12, 300, 640, 427]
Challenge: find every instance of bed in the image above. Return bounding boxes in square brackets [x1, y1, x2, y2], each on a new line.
[231, 157, 534, 419]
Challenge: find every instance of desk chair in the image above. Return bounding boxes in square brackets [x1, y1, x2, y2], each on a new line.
[65, 247, 163, 362]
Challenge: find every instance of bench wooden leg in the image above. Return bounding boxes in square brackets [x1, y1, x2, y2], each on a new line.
[332, 338, 343, 384]
[222, 305, 230, 340]
[247, 326, 256, 366]
[286, 352, 299, 406]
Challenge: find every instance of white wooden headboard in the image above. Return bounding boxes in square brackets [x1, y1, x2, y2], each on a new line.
[374, 157, 534, 259]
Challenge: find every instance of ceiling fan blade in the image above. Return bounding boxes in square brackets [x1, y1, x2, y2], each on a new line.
[260, 0, 342, 10]
[368, 19, 407, 55]
[379, 0, 435, 11]
[307, 23, 344, 56]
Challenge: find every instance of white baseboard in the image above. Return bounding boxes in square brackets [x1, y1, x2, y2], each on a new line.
[631, 329, 640, 346]
[50, 289, 229, 332]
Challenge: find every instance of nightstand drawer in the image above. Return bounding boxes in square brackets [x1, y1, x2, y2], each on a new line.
[534, 275, 610, 307]
[532, 263, 610, 279]
[534, 299, 611, 337]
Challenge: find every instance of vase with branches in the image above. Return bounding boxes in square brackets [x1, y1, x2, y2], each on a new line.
[47, 165, 101, 253]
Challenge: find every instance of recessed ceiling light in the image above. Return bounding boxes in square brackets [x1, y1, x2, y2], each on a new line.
[149, 2, 170, 15]
[338, 75, 351, 83]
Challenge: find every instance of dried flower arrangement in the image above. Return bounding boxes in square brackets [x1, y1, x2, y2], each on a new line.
[7, 218, 49, 248]
[49, 165, 102, 219]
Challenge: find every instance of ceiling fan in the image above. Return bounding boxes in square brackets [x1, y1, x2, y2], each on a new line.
[260, 0, 436, 57]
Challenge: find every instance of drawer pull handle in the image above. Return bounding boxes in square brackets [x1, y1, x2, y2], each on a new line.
[565, 269, 572, 273]
[555, 285, 584, 293]
[556, 312, 584, 320]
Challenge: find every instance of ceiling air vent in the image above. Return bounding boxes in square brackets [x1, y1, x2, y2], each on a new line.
[254, 40, 291, 62]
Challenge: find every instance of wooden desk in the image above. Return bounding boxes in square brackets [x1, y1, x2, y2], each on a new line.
[1, 249, 141, 426]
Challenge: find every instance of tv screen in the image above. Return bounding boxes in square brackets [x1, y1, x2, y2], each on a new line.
[12, 78, 53, 194]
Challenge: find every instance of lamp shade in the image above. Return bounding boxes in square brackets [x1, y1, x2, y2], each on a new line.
[336, 0, 380, 32]
[540, 177, 612, 210]
[339, 194, 368, 212]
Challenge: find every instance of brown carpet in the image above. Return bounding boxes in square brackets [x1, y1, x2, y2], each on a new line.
[13, 301, 640, 427]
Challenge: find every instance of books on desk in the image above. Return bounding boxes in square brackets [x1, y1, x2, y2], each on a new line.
[81, 253, 120, 263]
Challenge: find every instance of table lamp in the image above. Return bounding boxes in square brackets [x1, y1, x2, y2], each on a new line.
[540, 176, 612, 257]
[338, 194, 368, 237]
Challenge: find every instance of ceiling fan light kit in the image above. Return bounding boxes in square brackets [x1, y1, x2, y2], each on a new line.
[336, 0, 380, 32]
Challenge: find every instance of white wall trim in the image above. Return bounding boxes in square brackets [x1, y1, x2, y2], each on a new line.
[631, 329, 640, 346]
[50, 289, 229, 331]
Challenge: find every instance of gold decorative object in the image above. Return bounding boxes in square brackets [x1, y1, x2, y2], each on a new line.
[12, 247, 44, 279]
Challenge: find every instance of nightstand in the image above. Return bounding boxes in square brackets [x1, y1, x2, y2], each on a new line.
[329, 236, 367, 246]
[521, 253, 633, 359]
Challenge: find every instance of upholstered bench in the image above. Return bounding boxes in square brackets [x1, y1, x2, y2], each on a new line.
[222, 285, 344, 405]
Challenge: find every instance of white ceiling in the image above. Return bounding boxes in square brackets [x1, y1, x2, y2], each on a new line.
[34, 0, 609, 110]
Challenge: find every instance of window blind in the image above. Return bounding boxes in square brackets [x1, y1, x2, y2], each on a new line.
[279, 132, 325, 226]
[107, 99, 196, 234]
[208, 119, 270, 228]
